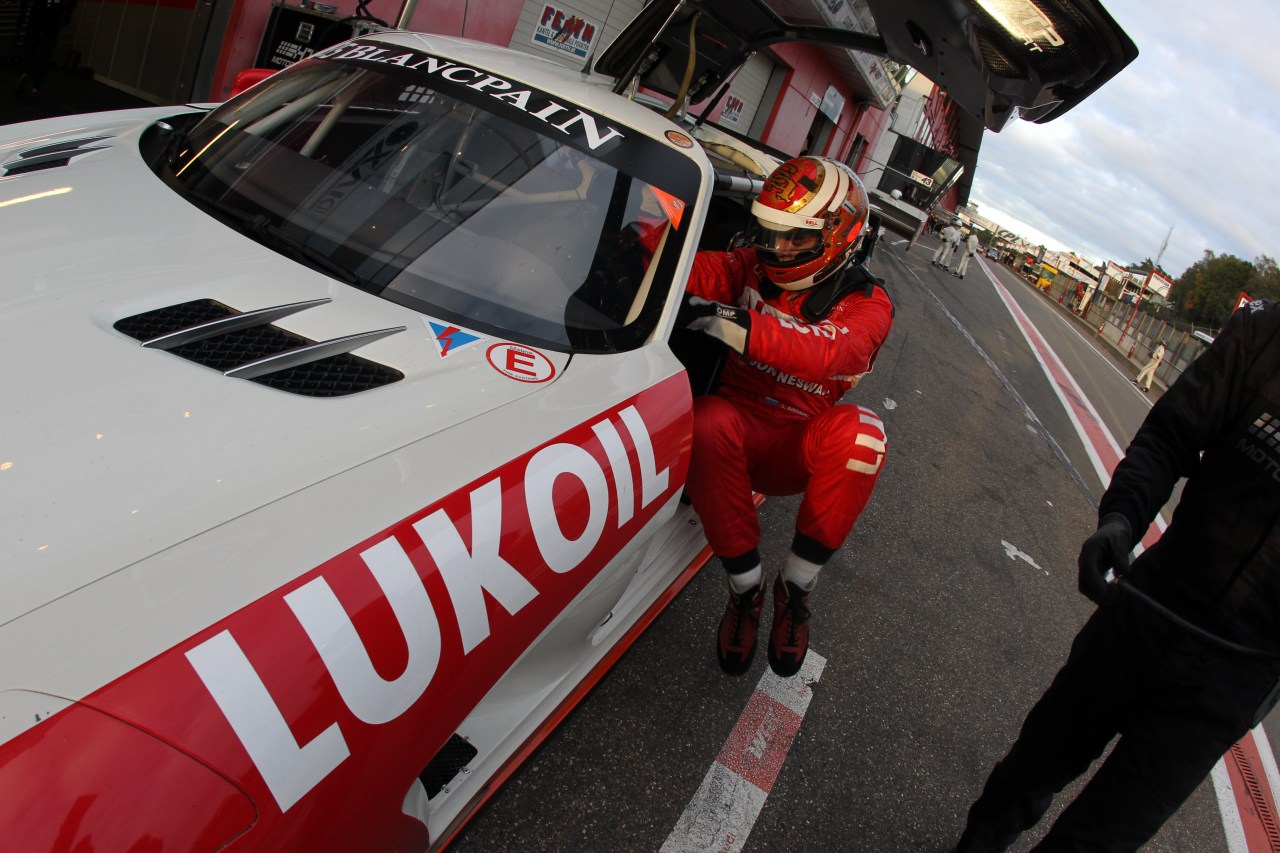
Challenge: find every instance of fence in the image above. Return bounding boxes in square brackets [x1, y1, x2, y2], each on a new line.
[1034, 271, 1217, 391]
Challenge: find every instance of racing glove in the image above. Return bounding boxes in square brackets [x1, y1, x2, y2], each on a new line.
[1077, 513, 1133, 604]
[681, 295, 751, 354]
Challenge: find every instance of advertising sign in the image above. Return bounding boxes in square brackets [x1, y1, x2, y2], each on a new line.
[255, 4, 357, 69]
[720, 94, 745, 125]
[818, 84, 844, 123]
[532, 4, 599, 59]
[909, 170, 934, 188]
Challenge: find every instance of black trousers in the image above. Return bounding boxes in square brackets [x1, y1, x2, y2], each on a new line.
[957, 591, 1280, 853]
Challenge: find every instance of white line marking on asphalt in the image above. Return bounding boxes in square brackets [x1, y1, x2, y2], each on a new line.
[661, 652, 827, 853]
[1212, 761, 1249, 853]
[1001, 540, 1048, 574]
[1031, 296, 1158, 405]
[1252, 724, 1280, 806]
[981, 264, 1126, 490]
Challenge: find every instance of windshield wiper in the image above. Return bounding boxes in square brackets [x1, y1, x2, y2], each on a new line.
[152, 121, 186, 168]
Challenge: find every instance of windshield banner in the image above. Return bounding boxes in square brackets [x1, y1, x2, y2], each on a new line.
[311, 41, 626, 153]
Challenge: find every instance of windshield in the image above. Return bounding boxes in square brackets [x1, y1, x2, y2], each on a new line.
[157, 46, 701, 353]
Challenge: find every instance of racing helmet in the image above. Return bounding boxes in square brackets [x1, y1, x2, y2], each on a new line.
[749, 156, 870, 290]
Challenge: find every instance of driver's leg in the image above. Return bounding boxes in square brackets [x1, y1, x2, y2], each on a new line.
[751, 404, 887, 676]
[686, 395, 772, 674]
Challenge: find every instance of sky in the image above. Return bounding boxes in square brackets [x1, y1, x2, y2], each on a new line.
[965, 0, 1279, 279]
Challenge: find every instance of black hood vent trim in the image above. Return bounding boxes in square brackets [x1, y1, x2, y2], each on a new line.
[2, 135, 113, 176]
[114, 298, 405, 397]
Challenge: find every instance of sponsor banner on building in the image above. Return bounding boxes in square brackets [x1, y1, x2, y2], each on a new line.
[532, 4, 599, 59]
[721, 94, 745, 125]
[813, 0, 896, 108]
[818, 84, 845, 123]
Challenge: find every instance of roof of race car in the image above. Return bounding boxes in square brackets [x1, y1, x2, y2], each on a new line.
[336, 31, 719, 153]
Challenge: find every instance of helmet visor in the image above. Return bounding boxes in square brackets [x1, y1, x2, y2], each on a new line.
[750, 223, 824, 268]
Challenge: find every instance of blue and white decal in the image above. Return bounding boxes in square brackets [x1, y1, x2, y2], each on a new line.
[424, 319, 485, 358]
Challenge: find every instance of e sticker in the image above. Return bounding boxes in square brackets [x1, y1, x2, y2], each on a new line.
[487, 343, 556, 383]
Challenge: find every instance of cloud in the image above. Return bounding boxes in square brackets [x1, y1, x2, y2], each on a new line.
[968, 0, 1279, 277]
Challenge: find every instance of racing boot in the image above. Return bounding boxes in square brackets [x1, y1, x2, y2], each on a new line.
[717, 575, 766, 675]
[767, 576, 811, 677]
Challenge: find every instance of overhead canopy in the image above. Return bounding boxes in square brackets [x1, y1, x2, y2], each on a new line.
[594, 0, 1138, 132]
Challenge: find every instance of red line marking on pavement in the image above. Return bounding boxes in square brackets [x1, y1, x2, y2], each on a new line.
[1225, 730, 1280, 852]
[999, 290, 1121, 469]
[989, 276, 1162, 549]
[662, 653, 825, 853]
[715, 691, 803, 792]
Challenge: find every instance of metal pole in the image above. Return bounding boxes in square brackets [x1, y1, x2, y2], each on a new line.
[395, 0, 420, 29]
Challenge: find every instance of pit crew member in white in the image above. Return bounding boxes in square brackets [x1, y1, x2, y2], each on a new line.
[675, 156, 894, 678]
[933, 221, 961, 269]
[954, 230, 980, 278]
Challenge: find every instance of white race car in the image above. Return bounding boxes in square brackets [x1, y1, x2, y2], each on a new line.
[0, 1, 1135, 848]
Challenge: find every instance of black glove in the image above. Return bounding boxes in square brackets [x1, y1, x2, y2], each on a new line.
[679, 295, 751, 354]
[1077, 513, 1133, 604]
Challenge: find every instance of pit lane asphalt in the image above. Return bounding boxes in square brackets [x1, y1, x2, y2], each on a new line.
[450, 236, 1237, 853]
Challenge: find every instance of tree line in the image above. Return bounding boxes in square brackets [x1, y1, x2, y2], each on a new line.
[1156, 252, 1280, 329]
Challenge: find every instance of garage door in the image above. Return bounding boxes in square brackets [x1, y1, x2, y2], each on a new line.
[713, 51, 772, 131]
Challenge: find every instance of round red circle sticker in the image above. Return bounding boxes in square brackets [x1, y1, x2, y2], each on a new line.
[487, 343, 556, 383]
[665, 130, 694, 149]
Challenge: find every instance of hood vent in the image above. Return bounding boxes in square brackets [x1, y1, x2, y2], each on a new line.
[114, 298, 405, 397]
[2, 135, 113, 176]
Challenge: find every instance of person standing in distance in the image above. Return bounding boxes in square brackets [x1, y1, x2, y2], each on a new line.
[949, 299, 1280, 852]
[1134, 339, 1167, 392]
[677, 156, 894, 678]
[953, 230, 981, 279]
[933, 221, 960, 269]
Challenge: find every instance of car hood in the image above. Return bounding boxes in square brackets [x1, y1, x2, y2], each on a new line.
[0, 111, 569, 625]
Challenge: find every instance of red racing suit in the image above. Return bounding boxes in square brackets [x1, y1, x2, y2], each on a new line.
[681, 245, 894, 562]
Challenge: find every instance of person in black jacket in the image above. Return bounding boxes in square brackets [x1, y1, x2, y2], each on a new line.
[951, 298, 1280, 852]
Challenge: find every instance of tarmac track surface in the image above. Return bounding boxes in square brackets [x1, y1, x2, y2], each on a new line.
[450, 236, 1244, 853]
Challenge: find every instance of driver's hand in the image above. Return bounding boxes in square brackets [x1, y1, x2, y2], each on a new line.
[1077, 513, 1133, 604]
[680, 296, 751, 354]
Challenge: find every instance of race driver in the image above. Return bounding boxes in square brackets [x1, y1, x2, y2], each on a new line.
[676, 155, 894, 677]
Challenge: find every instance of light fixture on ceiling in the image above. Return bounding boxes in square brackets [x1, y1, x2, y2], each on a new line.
[973, 0, 1065, 51]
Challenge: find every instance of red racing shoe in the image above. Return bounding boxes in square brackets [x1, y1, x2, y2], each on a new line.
[717, 577, 766, 675]
[767, 577, 811, 677]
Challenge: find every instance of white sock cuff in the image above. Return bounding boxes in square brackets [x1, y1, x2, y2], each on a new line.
[782, 552, 823, 591]
[727, 564, 763, 594]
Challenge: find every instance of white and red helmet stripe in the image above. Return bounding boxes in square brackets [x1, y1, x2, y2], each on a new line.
[752, 158, 850, 231]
